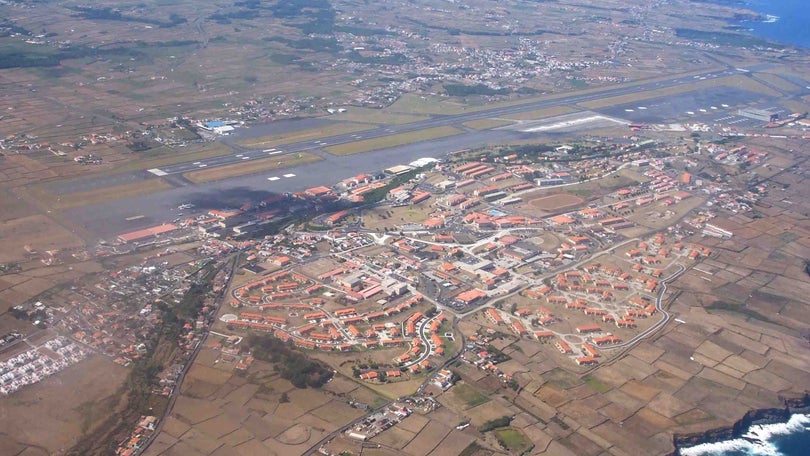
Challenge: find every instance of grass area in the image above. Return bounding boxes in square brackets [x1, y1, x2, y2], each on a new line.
[583, 375, 611, 393]
[579, 75, 779, 110]
[236, 123, 373, 148]
[458, 442, 484, 456]
[183, 152, 322, 183]
[386, 93, 471, 115]
[780, 99, 810, 114]
[494, 428, 529, 452]
[453, 382, 490, 408]
[30, 178, 174, 210]
[335, 107, 429, 125]
[752, 73, 801, 92]
[462, 118, 516, 130]
[503, 105, 578, 121]
[705, 301, 776, 325]
[545, 368, 583, 389]
[324, 126, 462, 156]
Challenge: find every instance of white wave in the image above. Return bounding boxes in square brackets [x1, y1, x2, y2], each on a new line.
[762, 15, 779, 24]
[678, 414, 810, 456]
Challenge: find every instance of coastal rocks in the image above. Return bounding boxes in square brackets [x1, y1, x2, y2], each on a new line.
[669, 393, 810, 454]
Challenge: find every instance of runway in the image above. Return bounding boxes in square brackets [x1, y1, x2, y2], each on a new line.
[58, 66, 768, 239]
[64, 129, 521, 238]
[50, 67, 742, 196]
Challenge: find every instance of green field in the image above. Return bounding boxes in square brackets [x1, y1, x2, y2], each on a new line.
[495, 428, 530, 452]
[453, 382, 490, 408]
[583, 375, 611, 393]
[323, 126, 463, 156]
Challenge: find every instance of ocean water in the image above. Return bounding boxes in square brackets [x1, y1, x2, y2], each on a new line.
[733, 0, 810, 49]
[678, 413, 810, 456]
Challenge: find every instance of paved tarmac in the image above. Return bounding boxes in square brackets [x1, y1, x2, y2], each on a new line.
[60, 67, 760, 239]
[51, 67, 741, 197]
[64, 129, 521, 238]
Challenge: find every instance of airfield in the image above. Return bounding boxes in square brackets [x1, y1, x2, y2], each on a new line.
[45, 65, 809, 240]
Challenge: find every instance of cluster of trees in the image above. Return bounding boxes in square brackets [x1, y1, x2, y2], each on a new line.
[247, 335, 334, 388]
[69, 6, 187, 28]
[479, 415, 514, 432]
[444, 83, 511, 97]
[209, 9, 259, 24]
[362, 164, 434, 204]
[269, 0, 336, 35]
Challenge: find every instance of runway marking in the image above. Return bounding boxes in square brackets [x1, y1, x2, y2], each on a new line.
[125, 215, 145, 221]
[263, 148, 277, 152]
[147, 168, 168, 176]
[267, 150, 283, 155]
[198, 164, 207, 167]
[521, 115, 625, 132]
[283, 173, 296, 178]
[241, 156, 250, 160]
[268, 176, 280, 181]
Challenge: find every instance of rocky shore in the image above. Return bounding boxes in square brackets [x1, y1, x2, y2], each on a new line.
[669, 393, 810, 455]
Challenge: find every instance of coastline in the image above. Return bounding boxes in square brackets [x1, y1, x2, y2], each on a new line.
[668, 394, 810, 455]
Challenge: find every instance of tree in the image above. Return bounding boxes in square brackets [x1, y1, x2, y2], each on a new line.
[279, 392, 289, 403]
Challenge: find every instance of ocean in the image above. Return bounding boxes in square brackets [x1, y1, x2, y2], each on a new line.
[678, 413, 810, 456]
[732, 0, 810, 49]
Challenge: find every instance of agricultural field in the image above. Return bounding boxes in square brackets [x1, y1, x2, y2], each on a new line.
[143, 347, 376, 456]
[0, 355, 128, 456]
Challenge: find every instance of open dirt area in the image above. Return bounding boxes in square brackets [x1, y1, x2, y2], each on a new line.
[0, 214, 85, 262]
[0, 354, 128, 456]
[529, 193, 585, 212]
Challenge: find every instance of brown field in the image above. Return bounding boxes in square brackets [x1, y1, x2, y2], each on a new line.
[146, 351, 368, 456]
[237, 123, 373, 148]
[402, 419, 452, 456]
[0, 354, 128, 455]
[362, 204, 434, 231]
[0, 188, 37, 222]
[183, 152, 322, 183]
[29, 178, 174, 211]
[0, 214, 86, 263]
[324, 126, 463, 156]
[529, 193, 585, 211]
[428, 430, 477, 456]
[371, 425, 417, 449]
